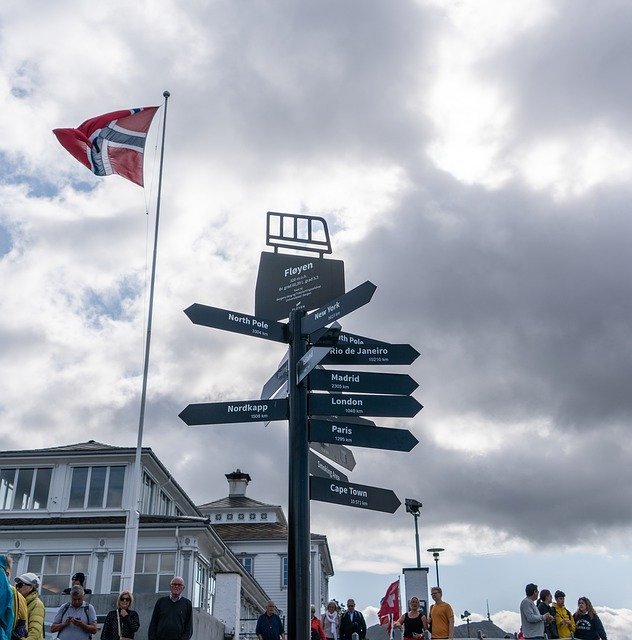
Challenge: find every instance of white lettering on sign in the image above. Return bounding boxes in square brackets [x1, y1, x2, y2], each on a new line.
[331, 397, 363, 406]
[331, 424, 352, 435]
[228, 313, 251, 325]
[284, 263, 313, 278]
[331, 373, 360, 383]
[227, 403, 269, 413]
[358, 347, 388, 355]
[330, 483, 368, 498]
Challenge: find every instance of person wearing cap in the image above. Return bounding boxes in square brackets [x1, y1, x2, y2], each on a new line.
[15, 574, 44, 640]
[520, 584, 554, 640]
[62, 574, 91, 596]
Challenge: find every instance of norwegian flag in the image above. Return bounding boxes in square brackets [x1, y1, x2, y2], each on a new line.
[53, 106, 159, 186]
[377, 579, 400, 636]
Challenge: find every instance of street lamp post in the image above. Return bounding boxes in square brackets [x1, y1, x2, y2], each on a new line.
[426, 547, 444, 587]
[405, 498, 423, 568]
[460, 611, 471, 638]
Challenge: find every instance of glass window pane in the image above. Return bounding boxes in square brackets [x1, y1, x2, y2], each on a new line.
[33, 468, 52, 510]
[14, 468, 34, 510]
[58, 556, 72, 573]
[106, 467, 125, 508]
[74, 556, 89, 572]
[144, 553, 159, 573]
[42, 574, 68, 596]
[112, 553, 123, 573]
[27, 555, 43, 573]
[161, 553, 175, 572]
[0, 469, 16, 510]
[134, 573, 156, 594]
[158, 575, 172, 592]
[110, 575, 121, 593]
[88, 467, 107, 508]
[44, 555, 59, 573]
[69, 467, 88, 508]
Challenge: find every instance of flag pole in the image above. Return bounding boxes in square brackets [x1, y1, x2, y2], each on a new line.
[121, 90, 171, 592]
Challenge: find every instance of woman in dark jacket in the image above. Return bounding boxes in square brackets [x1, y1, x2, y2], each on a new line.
[537, 589, 558, 639]
[101, 591, 140, 640]
[574, 596, 607, 640]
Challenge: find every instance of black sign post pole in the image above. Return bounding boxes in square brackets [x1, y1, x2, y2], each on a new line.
[287, 309, 309, 640]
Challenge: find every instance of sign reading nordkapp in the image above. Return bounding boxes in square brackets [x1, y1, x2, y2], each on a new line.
[255, 252, 345, 320]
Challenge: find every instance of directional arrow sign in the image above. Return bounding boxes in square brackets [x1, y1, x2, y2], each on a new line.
[317, 330, 389, 348]
[297, 345, 334, 383]
[310, 418, 418, 452]
[179, 398, 288, 426]
[301, 281, 377, 335]
[310, 476, 401, 513]
[309, 369, 419, 396]
[321, 342, 420, 366]
[261, 358, 289, 399]
[185, 304, 287, 343]
[309, 441, 356, 471]
[309, 393, 422, 418]
[309, 451, 349, 483]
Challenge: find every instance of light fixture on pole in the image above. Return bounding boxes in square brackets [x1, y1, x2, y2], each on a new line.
[460, 610, 471, 638]
[404, 498, 423, 568]
[427, 547, 444, 587]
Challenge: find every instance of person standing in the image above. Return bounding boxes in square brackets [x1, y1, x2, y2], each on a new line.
[255, 601, 285, 640]
[339, 599, 366, 640]
[101, 591, 140, 640]
[0, 556, 14, 640]
[14, 574, 44, 640]
[552, 591, 575, 638]
[428, 587, 454, 640]
[311, 606, 325, 640]
[536, 589, 558, 639]
[148, 577, 192, 640]
[63, 574, 92, 596]
[51, 586, 97, 640]
[573, 597, 607, 640]
[321, 601, 340, 640]
[519, 584, 553, 640]
[1, 556, 27, 640]
[394, 596, 427, 639]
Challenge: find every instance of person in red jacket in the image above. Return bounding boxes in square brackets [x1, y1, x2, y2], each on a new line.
[311, 606, 326, 640]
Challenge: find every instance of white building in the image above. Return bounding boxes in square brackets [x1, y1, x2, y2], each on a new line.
[0, 441, 270, 638]
[198, 469, 334, 618]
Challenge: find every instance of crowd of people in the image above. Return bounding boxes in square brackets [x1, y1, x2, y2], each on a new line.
[520, 582, 608, 640]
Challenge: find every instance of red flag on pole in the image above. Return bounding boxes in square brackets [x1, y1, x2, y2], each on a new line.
[378, 579, 400, 635]
[53, 106, 159, 186]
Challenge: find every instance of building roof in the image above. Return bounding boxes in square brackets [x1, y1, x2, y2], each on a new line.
[0, 440, 133, 455]
[212, 522, 288, 541]
[198, 495, 273, 509]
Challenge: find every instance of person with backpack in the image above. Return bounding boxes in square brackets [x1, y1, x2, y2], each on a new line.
[14, 574, 44, 640]
[51, 587, 96, 640]
[311, 606, 325, 640]
[552, 590, 575, 638]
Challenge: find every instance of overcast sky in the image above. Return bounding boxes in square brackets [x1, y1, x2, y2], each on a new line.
[2, 1, 632, 637]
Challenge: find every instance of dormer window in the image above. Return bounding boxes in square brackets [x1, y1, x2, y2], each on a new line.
[69, 466, 125, 509]
[1, 467, 53, 511]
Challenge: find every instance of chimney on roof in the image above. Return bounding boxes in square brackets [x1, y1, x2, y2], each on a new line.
[225, 469, 251, 497]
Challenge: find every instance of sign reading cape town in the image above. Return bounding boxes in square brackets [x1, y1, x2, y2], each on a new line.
[309, 476, 401, 513]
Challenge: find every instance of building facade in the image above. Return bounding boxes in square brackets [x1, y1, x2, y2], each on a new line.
[198, 470, 334, 617]
[0, 441, 269, 638]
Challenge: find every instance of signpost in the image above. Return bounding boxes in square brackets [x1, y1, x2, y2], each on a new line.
[309, 393, 423, 418]
[180, 213, 422, 640]
[308, 369, 418, 395]
[309, 476, 401, 513]
[179, 398, 288, 426]
[309, 418, 419, 452]
[309, 451, 349, 484]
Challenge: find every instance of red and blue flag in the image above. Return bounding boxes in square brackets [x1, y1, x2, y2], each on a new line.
[53, 106, 159, 186]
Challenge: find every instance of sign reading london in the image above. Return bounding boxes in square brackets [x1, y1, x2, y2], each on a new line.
[179, 398, 288, 426]
[309, 393, 423, 418]
[310, 476, 401, 513]
[184, 304, 287, 343]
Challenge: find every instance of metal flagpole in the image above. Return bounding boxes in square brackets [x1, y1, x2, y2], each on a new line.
[120, 90, 171, 592]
